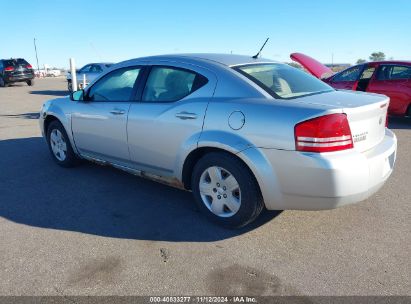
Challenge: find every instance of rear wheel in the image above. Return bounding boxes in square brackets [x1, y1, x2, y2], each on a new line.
[26, 79, 33, 86]
[407, 105, 411, 117]
[47, 120, 79, 167]
[0, 77, 8, 87]
[191, 152, 264, 228]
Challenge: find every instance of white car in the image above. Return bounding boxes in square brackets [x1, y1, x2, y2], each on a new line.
[67, 62, 113, 91]
[46, 69, 61, 77]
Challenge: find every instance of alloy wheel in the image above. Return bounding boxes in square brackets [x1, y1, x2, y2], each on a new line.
[50, 129, 67, 161]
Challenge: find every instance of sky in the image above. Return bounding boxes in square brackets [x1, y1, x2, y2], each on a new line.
[1, 0, 410, 69]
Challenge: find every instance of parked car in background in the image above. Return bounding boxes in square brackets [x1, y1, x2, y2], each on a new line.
[47, 69, 61, 77]
[0, 58, 34, 87]
[291, 53, 411, 116]
[40, 54, 396, 228]
[34, 70, 46, 78]
[67, 62, 113, 92]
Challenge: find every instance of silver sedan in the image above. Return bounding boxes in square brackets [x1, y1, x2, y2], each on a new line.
[40, 54, 397, 227]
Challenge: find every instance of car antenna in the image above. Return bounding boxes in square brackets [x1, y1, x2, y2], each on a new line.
[252, 38, 269, 59]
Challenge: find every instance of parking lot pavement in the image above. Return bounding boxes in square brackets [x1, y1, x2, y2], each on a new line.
[0, 78, 410, 296]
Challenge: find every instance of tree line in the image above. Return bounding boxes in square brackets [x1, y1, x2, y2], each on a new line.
[356, 52, 387, 64]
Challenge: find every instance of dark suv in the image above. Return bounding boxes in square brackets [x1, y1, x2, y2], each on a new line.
[0, 58, 35, 87]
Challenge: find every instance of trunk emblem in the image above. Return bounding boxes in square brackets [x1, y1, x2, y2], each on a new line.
[379, 117, 383, 125]
[353, 132, 368, 143]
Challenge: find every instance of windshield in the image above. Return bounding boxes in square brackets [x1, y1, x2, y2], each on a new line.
[234, 63, 334, 99]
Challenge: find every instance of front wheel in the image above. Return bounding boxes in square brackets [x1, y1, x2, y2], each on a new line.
[47, 120, 79, 167]
[191, 152, 264, 228]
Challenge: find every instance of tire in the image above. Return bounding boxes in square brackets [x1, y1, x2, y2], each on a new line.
[26, 79, 34, 86]
[46, 120, 79, 167]
[407, 105, 411, 117]
[68, 81, 72, 92]
[0, 77, 8, 87]
[191, 152, 264, 228]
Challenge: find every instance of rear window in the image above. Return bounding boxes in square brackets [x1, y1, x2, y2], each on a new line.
[4, 59, 29, 66]
[234, 63, 333, 99]
[332, 66, 362, 82]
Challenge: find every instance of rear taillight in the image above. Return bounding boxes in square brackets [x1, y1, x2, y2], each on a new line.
[26, 64, 33, 69]
[295, 113, 354, 153]
[4, 66, 14, 72]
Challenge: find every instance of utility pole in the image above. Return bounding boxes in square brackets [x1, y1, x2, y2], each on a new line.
[33, 38, 40, 75]
[70, 58, 77, 92]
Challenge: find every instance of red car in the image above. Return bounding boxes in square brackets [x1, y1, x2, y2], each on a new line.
[291, 53, 411, 116]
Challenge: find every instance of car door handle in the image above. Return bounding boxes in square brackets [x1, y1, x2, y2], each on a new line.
[175, 112, 197, 120]
[110, 109, 126, 115]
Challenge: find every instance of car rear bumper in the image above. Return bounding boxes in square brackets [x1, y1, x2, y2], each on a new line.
[5, 73, 34, 82]
[245, 128, 397, 210]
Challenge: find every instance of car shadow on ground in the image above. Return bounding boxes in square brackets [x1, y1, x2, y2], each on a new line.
[3, 83, 28, 87]
[388, 116, 411, 130]
[0, 112, 40, 119]
[30, 90, 69, 96]
[0, 137, 281, 242]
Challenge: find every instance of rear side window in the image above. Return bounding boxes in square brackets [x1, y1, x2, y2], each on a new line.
[142, 67, 208, 102]
[332, 66, 362, 82]
[87, 67, 141, 101]
[360, 67, 375, 80]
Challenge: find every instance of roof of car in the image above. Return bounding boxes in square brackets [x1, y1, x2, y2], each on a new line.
[88, 62, 114, 65]
[135, 53, 276, 67]
[364, 60, 411, 65]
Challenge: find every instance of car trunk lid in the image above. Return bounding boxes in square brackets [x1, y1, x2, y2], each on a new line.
[289, 90, 389, 152]
[344, 95, 388, 153]
[290, 52, 334, 79]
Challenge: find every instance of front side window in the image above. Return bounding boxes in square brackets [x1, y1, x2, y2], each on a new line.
[391, 66, 411, 79]
[332, 66, 362, 82]
[235, 63, 333, 99]
[142, 67, 208, 102]
[377, 65, 411, 80]
[87, 67, 141, 101]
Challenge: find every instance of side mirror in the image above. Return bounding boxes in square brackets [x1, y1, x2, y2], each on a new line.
[70, 90, 85, 101]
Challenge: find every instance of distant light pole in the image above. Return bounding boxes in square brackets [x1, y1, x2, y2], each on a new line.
[33, 38, 40, 75]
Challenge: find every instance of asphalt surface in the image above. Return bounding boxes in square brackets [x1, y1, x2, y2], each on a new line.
[0, 78, 410, 296]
